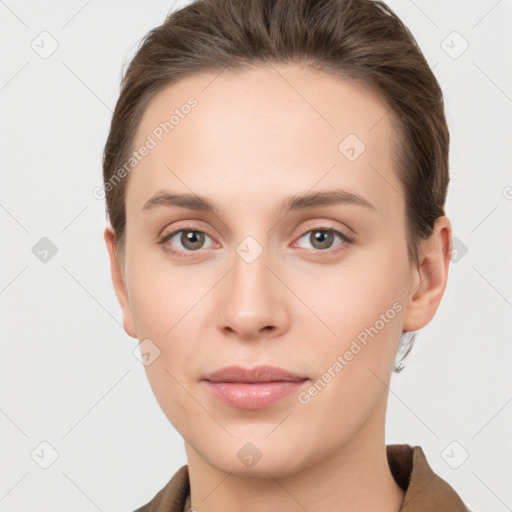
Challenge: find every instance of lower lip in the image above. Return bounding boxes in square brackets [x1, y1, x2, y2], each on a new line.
[203, 380, 309, 409]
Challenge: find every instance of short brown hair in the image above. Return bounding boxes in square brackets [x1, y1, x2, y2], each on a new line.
[102, 0, 450, 371]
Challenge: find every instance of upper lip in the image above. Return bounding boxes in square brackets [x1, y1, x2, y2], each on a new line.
[203, 365, 308, 383]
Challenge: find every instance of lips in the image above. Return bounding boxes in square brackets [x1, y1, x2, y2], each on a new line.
[202, 365, 308, 383]
[202, 365, 310, 409]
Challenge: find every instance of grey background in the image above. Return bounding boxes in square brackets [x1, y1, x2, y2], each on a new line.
[1, 1, 511, 511]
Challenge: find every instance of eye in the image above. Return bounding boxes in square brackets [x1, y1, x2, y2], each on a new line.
[294, 228, 351, 252]
[160, 229, 215, 255]
[158, 226, 352, 258]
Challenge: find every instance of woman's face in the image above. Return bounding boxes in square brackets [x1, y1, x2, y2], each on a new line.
[107, 64, 436, 476]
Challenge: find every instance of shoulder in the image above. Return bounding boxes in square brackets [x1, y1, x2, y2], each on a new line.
[131, 464, 190, 512]
[386, 443, 474, 511]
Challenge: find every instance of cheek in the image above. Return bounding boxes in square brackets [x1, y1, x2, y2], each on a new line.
[126, 256, 210, 429]
[125, 246, 217, 375]
[297, 253, 406, 335]
[123, 247, 202, 383]
[292, 266, 406, 432]
[124, 241, 202, 336]
[288, 250, 408, 387]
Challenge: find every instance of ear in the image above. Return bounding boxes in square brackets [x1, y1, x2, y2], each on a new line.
[402, 216, 452, 332]
[104, 225, 137, 339]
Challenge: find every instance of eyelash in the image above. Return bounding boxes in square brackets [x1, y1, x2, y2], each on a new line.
[158, 226, 353, 258]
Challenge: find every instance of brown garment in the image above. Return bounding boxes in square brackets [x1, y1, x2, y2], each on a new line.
[133, 444, 471, 512]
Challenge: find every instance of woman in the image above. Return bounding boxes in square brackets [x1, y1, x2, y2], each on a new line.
[102, 0, 471, 510]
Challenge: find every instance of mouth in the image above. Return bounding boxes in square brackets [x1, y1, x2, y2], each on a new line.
[202, 365, 309, 409]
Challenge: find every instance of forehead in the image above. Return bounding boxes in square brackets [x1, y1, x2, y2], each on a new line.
[128, 64, 401, 215]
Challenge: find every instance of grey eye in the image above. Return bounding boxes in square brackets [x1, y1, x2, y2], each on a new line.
[296, 229, 346, 251]
[167, 230, 213, 251]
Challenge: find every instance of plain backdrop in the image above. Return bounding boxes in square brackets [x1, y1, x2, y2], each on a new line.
[1, 1, 511, 511]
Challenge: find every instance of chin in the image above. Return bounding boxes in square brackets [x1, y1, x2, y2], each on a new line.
[198, 437, 309, 478]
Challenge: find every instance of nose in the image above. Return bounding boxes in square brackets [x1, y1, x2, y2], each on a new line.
[216, 242, 290, 341]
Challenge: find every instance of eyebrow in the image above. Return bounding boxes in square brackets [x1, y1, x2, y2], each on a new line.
[142, 188, 376, 215]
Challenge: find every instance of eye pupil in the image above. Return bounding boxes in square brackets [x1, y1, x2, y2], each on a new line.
[311, 230, 333, 250]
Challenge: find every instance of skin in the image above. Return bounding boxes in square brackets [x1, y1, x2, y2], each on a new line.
[104, 63, 452, 512]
